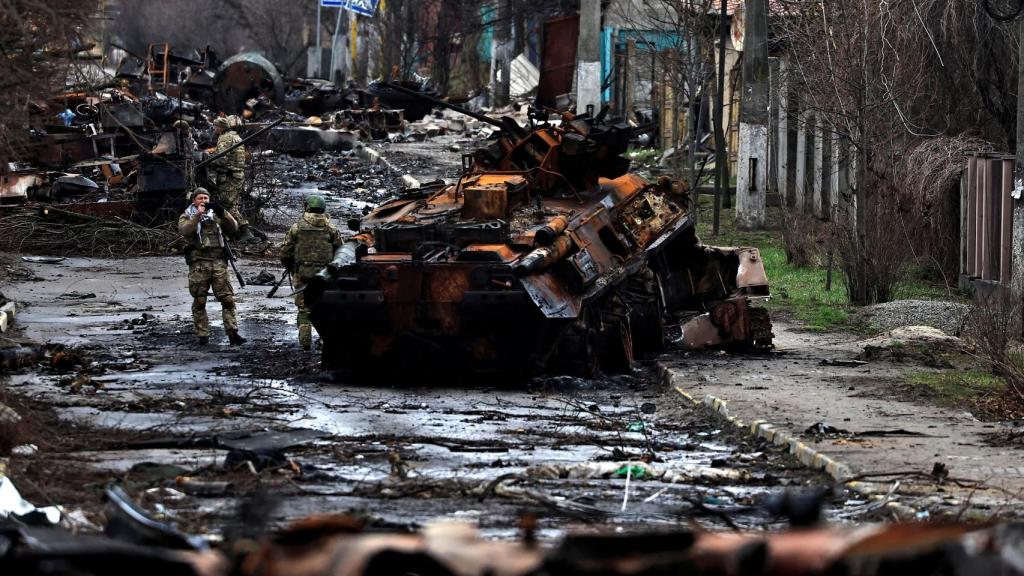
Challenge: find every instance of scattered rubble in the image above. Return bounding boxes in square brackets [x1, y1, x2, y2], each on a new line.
[2, 505, 1023, 575]
[0, 476, 61, 526]
[857, 326, 967, 366]
[0, 44, 490, 261]
[308, 87, 773, 377]
[855, 300, 971, 336]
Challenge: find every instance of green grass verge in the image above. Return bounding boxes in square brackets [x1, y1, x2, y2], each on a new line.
[693, 199, 962, 332]
[904, 370, 1006, 405]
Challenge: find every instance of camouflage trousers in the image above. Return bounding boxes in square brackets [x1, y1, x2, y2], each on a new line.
[188, 259, 237, 338]
[294, 274, 314, 348]
[215, 172, 248, 229]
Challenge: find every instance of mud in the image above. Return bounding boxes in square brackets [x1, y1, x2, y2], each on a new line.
[0, 139, 852, 540]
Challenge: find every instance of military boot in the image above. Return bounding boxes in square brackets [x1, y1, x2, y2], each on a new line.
[298, 324, 312, 351]
[227, 330, 247, 345]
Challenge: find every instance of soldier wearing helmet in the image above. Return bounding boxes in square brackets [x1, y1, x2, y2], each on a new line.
[206, 115, 250, 240]
[279, 194, 342, 350]
[173, 119, 197, 154]
[178, 187, 246, 346]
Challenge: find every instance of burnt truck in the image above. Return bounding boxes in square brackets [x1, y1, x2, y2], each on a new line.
[305, 89, 772, 377]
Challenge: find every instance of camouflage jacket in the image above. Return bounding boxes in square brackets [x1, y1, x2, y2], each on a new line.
[178, 205, 238, 261]
[280, 212, 343, 278]
[208, 130, 245, 174]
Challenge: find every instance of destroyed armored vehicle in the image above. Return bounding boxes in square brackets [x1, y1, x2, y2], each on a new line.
[306, 88, 772, 377]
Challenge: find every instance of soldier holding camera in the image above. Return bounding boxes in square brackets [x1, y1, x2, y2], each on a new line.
[178, 187, 247, 346]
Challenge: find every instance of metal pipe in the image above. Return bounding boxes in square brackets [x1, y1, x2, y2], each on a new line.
[534, 215, 568, 245]
[378, 81, 508, 130]
[513, 235, 574, 276]
[195, 116, 285, 169]
[323, 239, 366, 276]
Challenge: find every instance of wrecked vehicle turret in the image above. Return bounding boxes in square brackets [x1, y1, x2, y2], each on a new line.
[305, 87, 772, 377]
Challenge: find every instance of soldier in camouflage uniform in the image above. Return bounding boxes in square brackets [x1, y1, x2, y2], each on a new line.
[178, 188, 247, 346]
[280, 195, 342, 350]
[207, 116, 250, 240]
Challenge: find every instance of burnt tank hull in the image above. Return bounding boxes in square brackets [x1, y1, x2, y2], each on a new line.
[308, 260, 551, 376]
[307, 103, 772, 377]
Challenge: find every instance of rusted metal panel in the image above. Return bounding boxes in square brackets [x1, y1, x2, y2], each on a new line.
[309, 94, 772, 377]
[975, 158, 985, 278]
[1002, 159, 1013, 283]
[736, 248, 769, 295]
[985, 157, 1001, 281]
[962, 157, 973, 276]
[963, 154, 1015, 285]
[538, 15, 579, 109]
[213, 52, 284, 114]
[520, 272, 582, 318]
[461, 175, 522, 220]
[679, 296, 771, 349]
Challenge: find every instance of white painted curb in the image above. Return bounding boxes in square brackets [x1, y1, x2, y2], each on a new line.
[659, 364, 920, 518]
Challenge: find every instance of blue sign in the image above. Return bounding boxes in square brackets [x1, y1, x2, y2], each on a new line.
[320, 0, 379, 16]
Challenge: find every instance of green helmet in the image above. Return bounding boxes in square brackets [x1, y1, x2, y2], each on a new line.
[305, 194, 326, 212]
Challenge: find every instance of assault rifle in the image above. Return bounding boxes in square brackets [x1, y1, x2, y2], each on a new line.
[267, 270, 291, 298]
[221, 236, 246, 287]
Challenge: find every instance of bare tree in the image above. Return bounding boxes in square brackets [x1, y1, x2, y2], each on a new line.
[112, 0, 312, 77]
[0, 0, 94, 164]
[220, 0, 314, 76]
[776, 0, 1018, 303]
[114, 0, 238, 59]
[606, 1, 721, 220]
[377, 0, 421, 81]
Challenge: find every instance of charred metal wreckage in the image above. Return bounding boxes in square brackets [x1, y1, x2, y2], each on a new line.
[306, 86, 773, 377]
[4, 491, 1022, 576]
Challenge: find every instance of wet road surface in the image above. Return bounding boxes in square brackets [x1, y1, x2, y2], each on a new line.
[0, 137, 849, 540]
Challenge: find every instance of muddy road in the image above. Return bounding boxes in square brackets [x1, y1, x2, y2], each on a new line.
[0, 137, 850, 540]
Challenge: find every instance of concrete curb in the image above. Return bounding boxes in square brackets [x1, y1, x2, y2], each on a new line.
[658, 364, 920, 518]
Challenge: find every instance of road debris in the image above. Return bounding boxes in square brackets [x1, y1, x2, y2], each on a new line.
[308, 87, 773, 377]
[819, 358, 868, 367]
[0, 476, 61, 526]
[2, 505, 1024, 576]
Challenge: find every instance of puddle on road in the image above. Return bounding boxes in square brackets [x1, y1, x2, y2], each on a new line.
[1, 142, 844, 540]
[7, 340, 845, 538]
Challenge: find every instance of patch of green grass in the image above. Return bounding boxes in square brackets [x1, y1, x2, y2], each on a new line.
[905, 370, 1006, 405]
[695, 202, 851, 331]
[690, 197, 969, 331]
[626, 147, 661, 164]
[755, 241, 851, 330]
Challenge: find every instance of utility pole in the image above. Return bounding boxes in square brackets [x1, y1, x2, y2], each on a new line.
[712, 0, 728, 236]
[1011, 17, 1024, 317]
[494, 0, 512, 106]
[576, 0, 601, 114]
[315, 0, 322, 78]
[329, 7, 343, 84]
[735, 0, 769, 229]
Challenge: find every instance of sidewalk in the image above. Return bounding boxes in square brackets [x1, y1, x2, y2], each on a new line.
[659, 321, 1024, 518]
